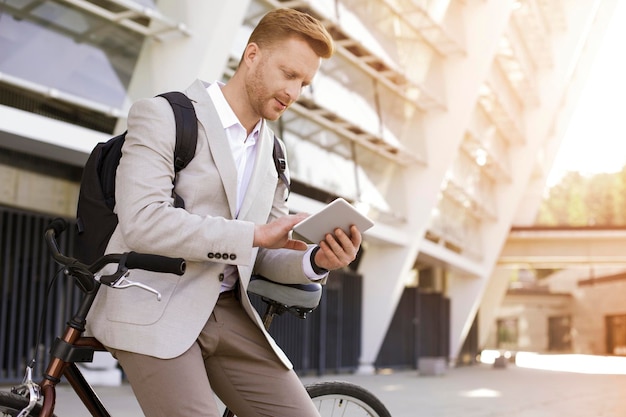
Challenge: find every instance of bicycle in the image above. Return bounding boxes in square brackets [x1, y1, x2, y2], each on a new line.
[0, 218, 391, 417]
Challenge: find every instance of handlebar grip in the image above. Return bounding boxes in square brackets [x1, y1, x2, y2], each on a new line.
[47, 218, 68, 237]
[126, 252, 186, 275]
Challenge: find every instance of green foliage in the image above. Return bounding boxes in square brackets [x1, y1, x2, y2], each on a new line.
[537, 167, 626, 226]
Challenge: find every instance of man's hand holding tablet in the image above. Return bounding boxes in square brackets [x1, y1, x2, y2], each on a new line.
[293, 198, 374, 244]
[293, 198, 373, 273]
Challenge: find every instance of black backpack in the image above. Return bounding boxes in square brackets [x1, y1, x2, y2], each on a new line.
[75, 91, 289, 265]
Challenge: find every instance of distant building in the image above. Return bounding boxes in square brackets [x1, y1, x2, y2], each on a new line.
[488, 269, 626, 356]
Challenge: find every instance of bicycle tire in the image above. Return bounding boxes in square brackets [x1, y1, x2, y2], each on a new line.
[306, 381, 392, 417]
[0, 391, 53, 417]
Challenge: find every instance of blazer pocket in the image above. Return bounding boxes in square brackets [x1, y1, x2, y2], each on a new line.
[106, 273, 179, 325]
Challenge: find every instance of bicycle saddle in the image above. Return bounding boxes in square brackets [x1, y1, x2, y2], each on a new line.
[247, 275, 322, 309]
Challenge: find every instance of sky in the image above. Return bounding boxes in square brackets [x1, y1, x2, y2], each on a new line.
[547, 1, 626, 186]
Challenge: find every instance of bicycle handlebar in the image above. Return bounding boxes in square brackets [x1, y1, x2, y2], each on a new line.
[45, 218, 186, 292]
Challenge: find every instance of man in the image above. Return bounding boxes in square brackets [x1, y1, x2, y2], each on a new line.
[86, 8, 362, 417]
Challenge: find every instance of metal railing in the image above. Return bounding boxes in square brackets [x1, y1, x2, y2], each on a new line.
[0, 207, 78, 384]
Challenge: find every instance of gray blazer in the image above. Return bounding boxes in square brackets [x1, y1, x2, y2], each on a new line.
[86, 79, 312, 368]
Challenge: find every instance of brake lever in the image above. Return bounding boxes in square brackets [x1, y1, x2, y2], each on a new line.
[93, 253, 162, 300]
[111, 276, 162, 301]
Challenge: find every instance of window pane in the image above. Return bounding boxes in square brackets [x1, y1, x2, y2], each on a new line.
[0, 1, 148, 107]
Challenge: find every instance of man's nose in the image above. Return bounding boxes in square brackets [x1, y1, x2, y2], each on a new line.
[285, 81, 301, 103]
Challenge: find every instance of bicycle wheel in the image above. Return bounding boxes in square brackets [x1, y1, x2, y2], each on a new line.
[0, 391, 51, 417]
[307, 381, 392, 417]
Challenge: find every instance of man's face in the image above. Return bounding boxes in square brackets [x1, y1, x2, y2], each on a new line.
[245, 37, 321, 121]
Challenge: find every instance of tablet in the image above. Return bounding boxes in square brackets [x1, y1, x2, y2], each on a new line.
[293, 198, 374, 244]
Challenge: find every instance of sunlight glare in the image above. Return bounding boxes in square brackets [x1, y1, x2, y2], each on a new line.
[460, 388, 502, 398]
[515, 352, 626, 375]
[548, 1, 626, 186]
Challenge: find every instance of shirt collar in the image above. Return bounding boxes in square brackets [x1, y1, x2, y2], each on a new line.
[207, 81, 262, 140]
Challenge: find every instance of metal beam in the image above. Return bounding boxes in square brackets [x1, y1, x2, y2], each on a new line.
[499, 227, 626, 267]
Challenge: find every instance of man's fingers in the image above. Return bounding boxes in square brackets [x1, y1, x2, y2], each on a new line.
[314, 226, 362, 270]
[349, 225, 362, 245]
[327, 228, 358, 257]
[320, 238, 352, 267]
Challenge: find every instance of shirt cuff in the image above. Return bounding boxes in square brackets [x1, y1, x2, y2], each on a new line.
[303, 245, 328, 280]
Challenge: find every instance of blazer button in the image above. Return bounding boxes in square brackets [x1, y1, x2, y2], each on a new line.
[215, 253, 222, 259]
[222, 253, 229, 260]
[218, 273, 225, 282]
[207, 253, 214, 259]
[229, 254, 237, 261]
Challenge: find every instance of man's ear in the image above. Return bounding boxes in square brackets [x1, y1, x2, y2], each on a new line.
[243, 42, 260, 66]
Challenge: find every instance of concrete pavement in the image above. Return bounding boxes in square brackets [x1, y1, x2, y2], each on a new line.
[39, 357, 626, 416]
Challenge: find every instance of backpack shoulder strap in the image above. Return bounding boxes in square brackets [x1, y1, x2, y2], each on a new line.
[273, 135, 290, 194]
[158, 91, 198, 172]
[157, 91, 198, 208]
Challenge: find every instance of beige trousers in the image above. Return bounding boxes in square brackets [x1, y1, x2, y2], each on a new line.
[112, 291, 320, 417]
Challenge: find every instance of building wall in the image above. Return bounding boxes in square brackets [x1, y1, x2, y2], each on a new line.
[488, 276, 626, 356]
[487, 292, 572, 352]
[0, 158, 79, 217]
[573, 279, 626, 355]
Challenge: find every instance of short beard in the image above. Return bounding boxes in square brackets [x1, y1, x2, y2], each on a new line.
[245, 58, 275, 121]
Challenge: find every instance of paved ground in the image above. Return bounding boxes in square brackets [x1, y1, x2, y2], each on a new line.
[24, 357, 625, 416]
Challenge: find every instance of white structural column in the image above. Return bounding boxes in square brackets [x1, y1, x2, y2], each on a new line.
[356, 0, 514, 372]
[120, 0, 252, 121]
[477, 267, 513, 349]
[452, 0, 618, 362]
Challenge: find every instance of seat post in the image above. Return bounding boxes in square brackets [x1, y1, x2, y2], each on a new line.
[262, 303, 281, 330]
[261, 300, 294, 331]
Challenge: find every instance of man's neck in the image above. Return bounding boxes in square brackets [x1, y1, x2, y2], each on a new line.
[220, 77, 260, 136]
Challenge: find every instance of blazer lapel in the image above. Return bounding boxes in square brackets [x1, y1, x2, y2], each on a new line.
[185, 80, 238, 218]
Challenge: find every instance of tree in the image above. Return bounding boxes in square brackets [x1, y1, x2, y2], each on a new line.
[536, 168, 626, 226]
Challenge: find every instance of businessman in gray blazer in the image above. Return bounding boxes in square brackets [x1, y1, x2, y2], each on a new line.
[86, 8, 361, 417]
